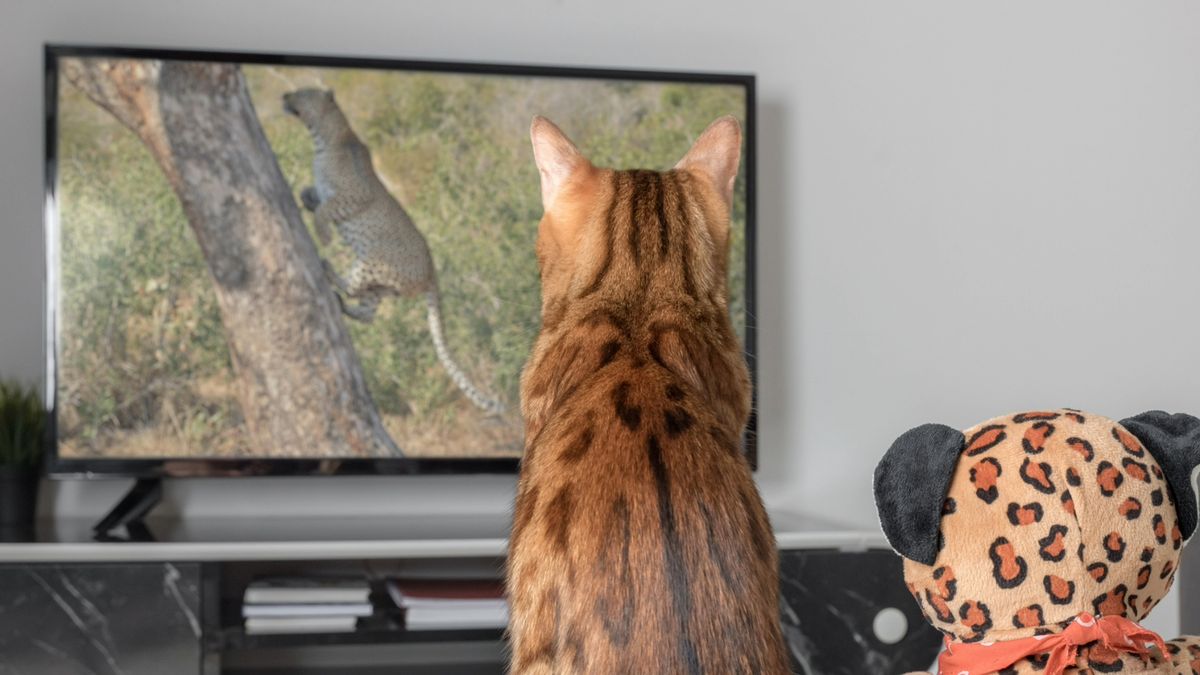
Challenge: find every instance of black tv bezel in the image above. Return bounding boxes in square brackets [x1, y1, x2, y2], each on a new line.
[43, 43, 758, 479]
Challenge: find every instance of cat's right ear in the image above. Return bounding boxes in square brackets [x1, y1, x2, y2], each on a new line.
[873, 423, 966, 566]
[531, 116, 589, 212]
[675, 116, 742, 209]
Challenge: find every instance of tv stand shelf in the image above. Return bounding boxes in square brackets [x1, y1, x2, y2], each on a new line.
[212, 585, 505, 653]
[0, 510, 884, 562]
[216, 624, 505, 651]
[0, 512, 942, 675]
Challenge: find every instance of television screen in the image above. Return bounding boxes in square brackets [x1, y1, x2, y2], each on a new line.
[45, 46, 754, 474]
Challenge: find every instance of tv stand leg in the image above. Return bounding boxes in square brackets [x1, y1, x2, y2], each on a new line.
[93, 478, 163, 542]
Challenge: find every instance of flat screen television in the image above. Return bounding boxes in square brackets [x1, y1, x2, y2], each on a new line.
[44, 45, 756, 477]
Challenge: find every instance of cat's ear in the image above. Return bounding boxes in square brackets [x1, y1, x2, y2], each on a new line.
[1119, 411, 1200, 543]
[675, 116, 742, 208]
[531, 116, 589, 211]
[873, 423, 966, 566]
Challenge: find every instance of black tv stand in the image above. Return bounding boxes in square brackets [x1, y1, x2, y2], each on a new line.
[93, 478, 162, 542]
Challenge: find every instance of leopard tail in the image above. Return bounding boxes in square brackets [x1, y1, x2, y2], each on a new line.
[424, 289, 505, 415]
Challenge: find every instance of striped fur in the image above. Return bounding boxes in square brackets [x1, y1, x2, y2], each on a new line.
[507, 118, 788, 674]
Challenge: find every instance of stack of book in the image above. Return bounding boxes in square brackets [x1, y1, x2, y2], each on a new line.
[242, 577, 373, 635]
[386, 578, 508, 630]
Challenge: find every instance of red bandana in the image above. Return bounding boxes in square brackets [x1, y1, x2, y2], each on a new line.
[937, 613, 1166, 675]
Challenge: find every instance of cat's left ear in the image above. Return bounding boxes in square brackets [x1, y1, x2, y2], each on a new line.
[1119, 411, 1200, 542]
[531, 116, 589, 212]
[675, 116, 742, 209]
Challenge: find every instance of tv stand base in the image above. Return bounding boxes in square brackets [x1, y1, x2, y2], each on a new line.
[93, 478, 162, 542]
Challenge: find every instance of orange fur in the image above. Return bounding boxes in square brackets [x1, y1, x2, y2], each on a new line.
[506, 117, 788, 674]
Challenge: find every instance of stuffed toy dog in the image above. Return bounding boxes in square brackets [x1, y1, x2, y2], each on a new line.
[874, 409, 1200, 674]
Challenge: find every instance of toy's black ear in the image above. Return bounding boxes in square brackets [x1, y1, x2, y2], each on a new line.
[1120, 411, 1200, 541]
[874, 424, 966, 566]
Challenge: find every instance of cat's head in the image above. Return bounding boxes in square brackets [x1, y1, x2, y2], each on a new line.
[528, 116, 742, 310]
[522, 117, 749, 438]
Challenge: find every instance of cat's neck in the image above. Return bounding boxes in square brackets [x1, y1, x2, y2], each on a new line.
[520, 293, 747, 447]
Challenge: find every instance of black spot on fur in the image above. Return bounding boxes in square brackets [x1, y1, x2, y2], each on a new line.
[545, 487, 574, 552]
[1022, 422, 1055, 454]
[666, 384, 686, 401]
[664, 407, 694, 438]
[598, 340, 621, 367]
[1122, 457, 1151, 483]
[1067, 437, 1095, 462]
[933, 566, 957, 601]
[1097, 460, 1124, 496]
[1038, 525, 1069, 562]
[1007, 502, 1045, 525]
[989, 537, 1028, 589]
[1153, 514, 1168, 545]
[1105, 533, 1127, 563]
[1136, 564, 1153, 590]
[958, 601, 993, 641]
[964, 425, 1008, 456]
[1011, 604, 1045, 629]
[970, 457, 1003, 504]
[560, 423, 594, 464]
[612, 382, 641, 431]
[1019, 458, 1057, 494]
[1044, 575, 1076, 605]
[1161, 560, 1177, 580]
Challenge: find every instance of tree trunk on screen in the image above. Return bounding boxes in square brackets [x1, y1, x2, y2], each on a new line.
[62, 58, 401, 458]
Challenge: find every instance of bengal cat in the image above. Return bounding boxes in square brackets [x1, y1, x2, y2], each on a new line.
[507, 116, 788, 674]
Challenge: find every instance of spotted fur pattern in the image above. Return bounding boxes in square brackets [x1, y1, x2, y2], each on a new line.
[904, 410, 1198, 673]
[507, 119, 788, 674]
[282, 88, 503, 414]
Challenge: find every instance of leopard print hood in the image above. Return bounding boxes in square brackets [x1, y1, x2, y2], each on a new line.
[874, 409, 1200, 645]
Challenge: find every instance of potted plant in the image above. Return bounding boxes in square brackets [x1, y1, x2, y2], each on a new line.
[0, 380, 46, 538]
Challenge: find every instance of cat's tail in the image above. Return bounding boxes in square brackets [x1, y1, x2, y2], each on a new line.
[424, 289, 506, 416]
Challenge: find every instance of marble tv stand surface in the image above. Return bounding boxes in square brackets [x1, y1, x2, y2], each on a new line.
[0, 510, 886, 562]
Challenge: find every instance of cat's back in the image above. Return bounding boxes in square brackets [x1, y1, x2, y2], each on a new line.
[512, 364, 785, 674]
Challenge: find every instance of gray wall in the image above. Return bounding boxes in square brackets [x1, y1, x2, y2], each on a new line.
[2, 0, 1199, 630]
